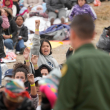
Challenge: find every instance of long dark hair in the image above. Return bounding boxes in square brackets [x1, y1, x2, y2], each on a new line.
[40, 39, 52, 55]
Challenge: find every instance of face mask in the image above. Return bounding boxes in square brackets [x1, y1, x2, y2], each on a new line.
[42, 75, 47, 78]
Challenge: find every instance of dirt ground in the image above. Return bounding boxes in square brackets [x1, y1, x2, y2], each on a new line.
[6, 1, 110, 69]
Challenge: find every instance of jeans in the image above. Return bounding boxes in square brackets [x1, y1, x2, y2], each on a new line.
[16, 39, 25, 51]
[4, 39, 14, 50]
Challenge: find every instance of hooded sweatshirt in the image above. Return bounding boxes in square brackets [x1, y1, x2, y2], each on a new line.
[3, 0, 13, 8]
[69, 4, 97, 21]
[30, 34, 59, 70]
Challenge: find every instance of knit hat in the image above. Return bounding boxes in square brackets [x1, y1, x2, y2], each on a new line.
[39, 68, 61, 108]
[5, 78, 30, 103]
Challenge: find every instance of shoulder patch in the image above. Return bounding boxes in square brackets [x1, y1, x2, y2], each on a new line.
[61, 64, 68, 77]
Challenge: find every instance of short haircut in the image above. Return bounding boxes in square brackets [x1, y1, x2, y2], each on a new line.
[70, 14, 95, 39]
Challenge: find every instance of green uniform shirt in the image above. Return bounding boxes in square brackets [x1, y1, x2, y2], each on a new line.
[54, 43, 110, 110]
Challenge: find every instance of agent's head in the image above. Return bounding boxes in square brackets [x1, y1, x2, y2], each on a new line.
[40, 39, 52, 56]
[70, 14, 95, 49]
[77, 0, 86, 7]
[15, 15, 24, 26]
[13, 63, 29, 83]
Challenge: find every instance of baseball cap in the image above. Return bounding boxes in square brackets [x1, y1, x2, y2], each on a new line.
[4, 69, 13, 78]
[34, 77, 42, 83]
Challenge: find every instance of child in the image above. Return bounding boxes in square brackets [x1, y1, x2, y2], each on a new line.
[69, 0, 97, 21]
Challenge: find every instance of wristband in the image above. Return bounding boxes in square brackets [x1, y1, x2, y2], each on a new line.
[35, 29, 39, 32]
[34, 64, 38, 68]
[30, 83, 35, 87]
[25, 60, 29, 62]
[10, 34, 12, 38]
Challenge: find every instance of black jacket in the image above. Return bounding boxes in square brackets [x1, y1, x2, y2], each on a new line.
[0, 16, 6, 58]
[0, 92, 35, 110]
[17, 25, 28, 42]
[3, 16, 17, 42]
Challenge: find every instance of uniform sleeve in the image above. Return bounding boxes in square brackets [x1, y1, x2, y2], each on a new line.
[69, 7, 75, 21]
[89, 6, 97, 20]
[54, 60, 80, 110]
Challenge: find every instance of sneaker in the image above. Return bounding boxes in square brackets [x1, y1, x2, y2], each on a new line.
[16, 51, 20, 55]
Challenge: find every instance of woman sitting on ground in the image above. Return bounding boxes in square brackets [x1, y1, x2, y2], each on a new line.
[3, 0, 17, 17]
[23, 20, 60, 74]
[46, 0, 67, 25]
[15, 15, 28, 54]
[13, 62, 31, 93]
[0, 8, 17, 50]
[69, 0, 97, 21]
[13, 62, 42, 109]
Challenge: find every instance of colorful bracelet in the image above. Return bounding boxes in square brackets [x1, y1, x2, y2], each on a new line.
[30, 83, 35, 87]
[25, 60, 29, 62]
[35, 29, 39, 32]
[34, 64, 38, 68]
[10, 34, 12, 38]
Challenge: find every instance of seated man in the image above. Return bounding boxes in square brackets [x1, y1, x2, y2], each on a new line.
[15, 15, 28, 54]
[0, 79, 35, 110]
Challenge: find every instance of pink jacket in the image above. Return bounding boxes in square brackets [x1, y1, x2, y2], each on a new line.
[1, 15, 10, 29]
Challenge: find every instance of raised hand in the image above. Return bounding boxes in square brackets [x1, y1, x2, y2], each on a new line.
[27, 74, 35, 84]
[31, 54, 39, 65]
[23, 48, 30, 60]
[35, 20, 40, 29]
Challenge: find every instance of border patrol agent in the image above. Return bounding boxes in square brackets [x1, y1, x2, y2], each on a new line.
[54, 14, 110, 110]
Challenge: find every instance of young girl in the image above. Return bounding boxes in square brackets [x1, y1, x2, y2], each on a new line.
[69, 0, 97, 21]
[23, 20, 59, 72]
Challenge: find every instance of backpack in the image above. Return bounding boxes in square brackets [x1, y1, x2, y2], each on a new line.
[96, 26, 110, 52]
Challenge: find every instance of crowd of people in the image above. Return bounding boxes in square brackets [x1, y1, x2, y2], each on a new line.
[0, 0, 110, 110]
